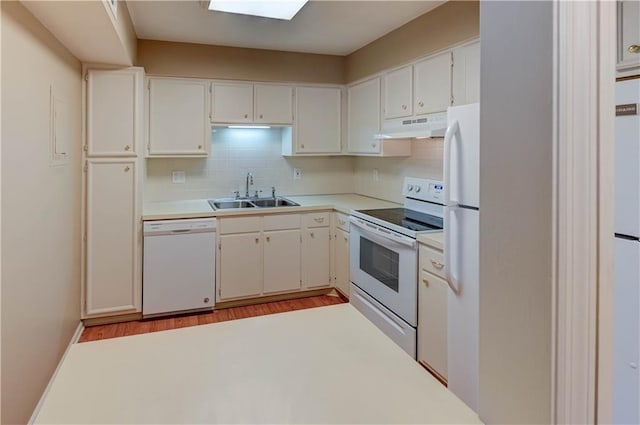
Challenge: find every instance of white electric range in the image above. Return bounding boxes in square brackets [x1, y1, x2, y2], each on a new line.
[349, 177, 444, 358]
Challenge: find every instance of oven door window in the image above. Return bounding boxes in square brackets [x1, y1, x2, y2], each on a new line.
[360, 237, 400, 292]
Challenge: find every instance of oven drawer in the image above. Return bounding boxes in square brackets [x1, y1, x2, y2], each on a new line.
[419, 244, 445, 279]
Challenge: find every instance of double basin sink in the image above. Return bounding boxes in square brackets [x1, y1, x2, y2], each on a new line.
[208, 197, 300, 210]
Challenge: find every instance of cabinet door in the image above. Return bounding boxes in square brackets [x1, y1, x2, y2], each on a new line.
[347, 77, 381, 154]
[414, 52, 452, 115]
[452, 42, 480, 106]
[334, 228, 350, 297]
[302, 227, 331, 288]
[85, 159, 140, 316]
[295, 86, 341, 154]
[211, 82, 254, 123]
[618, 1, 640, 72]
[87, 68, 142, 157]
[218, 233, 262, 300]
[384, 66, 413, 119]
[263, 229, 301, 294]
[148, 78, 209, 156]
[255, 84, 293, 124]
[418, 270, 448, 381]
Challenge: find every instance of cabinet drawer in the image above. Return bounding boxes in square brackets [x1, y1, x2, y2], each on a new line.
[219, 216, 262, 234]
[334, 212, 350, 232]
[303, 212, 330, 228]
[419, 244, 445, 279]
[263, 213, 301, 231]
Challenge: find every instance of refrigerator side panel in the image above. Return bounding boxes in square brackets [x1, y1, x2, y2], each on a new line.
[447, 103, 480, 209]
[613, 237, 640, 424]
[447, 206, 479, 411]
[615, 79, 640, 238]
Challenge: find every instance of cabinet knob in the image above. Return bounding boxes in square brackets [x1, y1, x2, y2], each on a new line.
[310, 232, 314, 238]
[418, 101, 424, 107]
[301, 144, 305, 149]
[266, 236, 270, 242]
[430, 259, 444, 269]
[629, 44, 640, 54]
[124, 145, 131, 151]
[422, 278, 429, 287]
[255, 238, 259, 243]
[124, 166, 130, 172]
[402, 104, 407, 110]
[198, 145, 203, 150]
[204, 297, 210, 303]
[372, 143, 377, 148]
[244, 114, 249, 119]
[259, 114, 263, 119]
[344, 236, 348, 242]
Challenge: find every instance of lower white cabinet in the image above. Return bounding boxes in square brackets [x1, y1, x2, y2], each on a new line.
[263, 229, 302, 294]
[417, 243, 448, 381]
[302, 226, 331, 288]
[84, 158, 141, 317]
[334, 228, 350, 296]
[218, 232, 263, 300]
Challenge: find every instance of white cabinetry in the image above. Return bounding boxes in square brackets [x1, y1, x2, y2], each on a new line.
[452, 41, 480, 106]
[218, 232, 263, 300]
[332, 212, 350, 297]
[147, 78, 209, 157]
[417, 241, 448, 382]
[211, 82, 293, 125]
[83, 67, 143, 320]
[347, 77, 381, 154]
[302, 212, 331, 288]
[263, 229, 302, 294]
[85, 159, 141, 316]
[86, 68, 142, 157]
[617, 1, 640, 75]
[414, 52, 452, 115]
[287, 86, 342, 155]
[384, 66, 413, 119]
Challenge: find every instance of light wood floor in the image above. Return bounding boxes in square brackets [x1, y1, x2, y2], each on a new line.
[79, 295, 346, 343]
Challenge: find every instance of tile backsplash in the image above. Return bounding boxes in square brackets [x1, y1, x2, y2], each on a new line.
[144, 127, 356, 202]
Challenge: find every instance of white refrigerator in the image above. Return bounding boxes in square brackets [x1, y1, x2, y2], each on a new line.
[614, 78, 640, 424]
[443, 102, 480, 411]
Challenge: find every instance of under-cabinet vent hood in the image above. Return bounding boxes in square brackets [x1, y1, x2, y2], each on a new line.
[374, 112, 447, 140]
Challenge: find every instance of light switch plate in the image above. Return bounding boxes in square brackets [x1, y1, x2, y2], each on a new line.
[293, 168, 302, 180]
[171, 171, 186, 184]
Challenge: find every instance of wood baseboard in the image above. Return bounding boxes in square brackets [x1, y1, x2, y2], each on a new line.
[418, 360, 448, 387]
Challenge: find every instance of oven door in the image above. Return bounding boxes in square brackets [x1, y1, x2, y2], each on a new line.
[349, 217, 418, 326]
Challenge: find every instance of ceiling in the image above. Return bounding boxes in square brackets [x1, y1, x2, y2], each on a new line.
[127, 1, 446, 56]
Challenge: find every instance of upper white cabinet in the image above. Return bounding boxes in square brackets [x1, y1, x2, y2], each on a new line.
[452, 42, 480, 106]
[414, 51, 452, 115]
[617, 1, 640, 75]
[211, 82, 293, 125]
[86, 68, 143, 157]
[148, 78, 210, 157]
[384, 66, 413, 119]
[347, 77, 381, 154]
[211, 82, 253, 123]
[254, 84, 293, 124]
[289, 86, 341, 155]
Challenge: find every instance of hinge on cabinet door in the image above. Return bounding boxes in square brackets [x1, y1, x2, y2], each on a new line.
[83, 161, 88, 172]
[218, 287, 221, 296]
[83, 234, 87, 242]
[450, 94, 454, 106]
[218, 242, 221, 250]
[84, 73, 89, 81]
[83, 144, 88, 152]
[147, 80, 151, 90]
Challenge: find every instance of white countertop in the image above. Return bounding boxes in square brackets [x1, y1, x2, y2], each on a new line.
[34, 304, 481, 424]
[143, 194, 400, 220]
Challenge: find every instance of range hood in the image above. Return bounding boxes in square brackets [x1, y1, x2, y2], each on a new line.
[374, 112, 447, 140]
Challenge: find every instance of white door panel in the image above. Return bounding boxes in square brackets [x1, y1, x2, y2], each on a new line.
[447, 103, 480, 209]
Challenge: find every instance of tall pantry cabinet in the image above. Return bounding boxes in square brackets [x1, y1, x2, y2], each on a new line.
[82, 67, 144, 319]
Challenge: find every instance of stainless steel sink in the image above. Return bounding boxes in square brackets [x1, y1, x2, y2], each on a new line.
[208, 197, 299, 210]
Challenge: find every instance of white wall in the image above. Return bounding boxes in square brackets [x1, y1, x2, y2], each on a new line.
[1, 2, 82, 424]
[478, 2, 553, 423]
[144, 127, 356, 202]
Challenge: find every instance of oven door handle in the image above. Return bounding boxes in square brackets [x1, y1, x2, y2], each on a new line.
[349, 217, 416, 248]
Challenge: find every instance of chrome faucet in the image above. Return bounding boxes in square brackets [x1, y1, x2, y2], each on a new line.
[271, 186, 276, 199]
[245, 173, 253, 198]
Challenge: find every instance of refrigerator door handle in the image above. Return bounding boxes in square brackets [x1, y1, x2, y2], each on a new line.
[444, 119, 460, 207]
[444, 205, 460, 294]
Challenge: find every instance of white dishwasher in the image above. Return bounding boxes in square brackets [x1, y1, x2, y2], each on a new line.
[143, 218, 216, 317]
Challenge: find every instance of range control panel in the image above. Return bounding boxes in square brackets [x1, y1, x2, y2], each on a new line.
[402, 177, 444, 204]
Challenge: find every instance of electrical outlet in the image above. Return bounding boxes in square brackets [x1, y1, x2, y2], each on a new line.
[373, 168, 379, 182]
[293, 168, 302, 180]
[171, 171, 186, 184]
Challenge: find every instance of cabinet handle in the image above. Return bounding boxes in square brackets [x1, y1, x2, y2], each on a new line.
[422, 278, 429, 287]
[124, 145, 131, 151]
[244, 114, 249, 119]
[255, 237, 259, 243]
[402, 104, 407, 110]
[198, 145, 203, 150]
[259, 114, 263, 119]
[266, 236, 270, 242]
[301, 144, 305, 149]
[372, 143, 377, 148]
[314, 217, 324, 223]
[344, 236, 348, 242]
[310, 232, 314, 238]
[204, 297, 210, 303]
[124, 166, 130, 172]
[430, 259, 444, 269]
[418, 101, 424, 107]
[629, 45, 640, 54]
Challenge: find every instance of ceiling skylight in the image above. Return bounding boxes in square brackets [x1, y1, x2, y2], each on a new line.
[208, 0, 309, 21]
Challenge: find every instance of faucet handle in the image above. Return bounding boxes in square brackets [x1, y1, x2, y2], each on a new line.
[271, 186, 276, 198]
[232, 190, 240, 199]
[254, 189, 262, 198]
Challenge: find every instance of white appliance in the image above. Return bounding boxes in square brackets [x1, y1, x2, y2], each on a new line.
[350, 177, 444, 357]
[613, 77, 640, 424]
[374, 112, 447, 140]
[143, 218, 216, 317]
[443, 102, 480, 411]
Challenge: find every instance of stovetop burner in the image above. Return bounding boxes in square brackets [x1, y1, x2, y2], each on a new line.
[357, 208, 443, 233]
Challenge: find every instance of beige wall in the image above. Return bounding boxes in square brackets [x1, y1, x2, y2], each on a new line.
[137, 39, 346, 84]
[345, 1, 479, 83]
[111, 0, 137, 65]
[1, 2, 82, 424]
